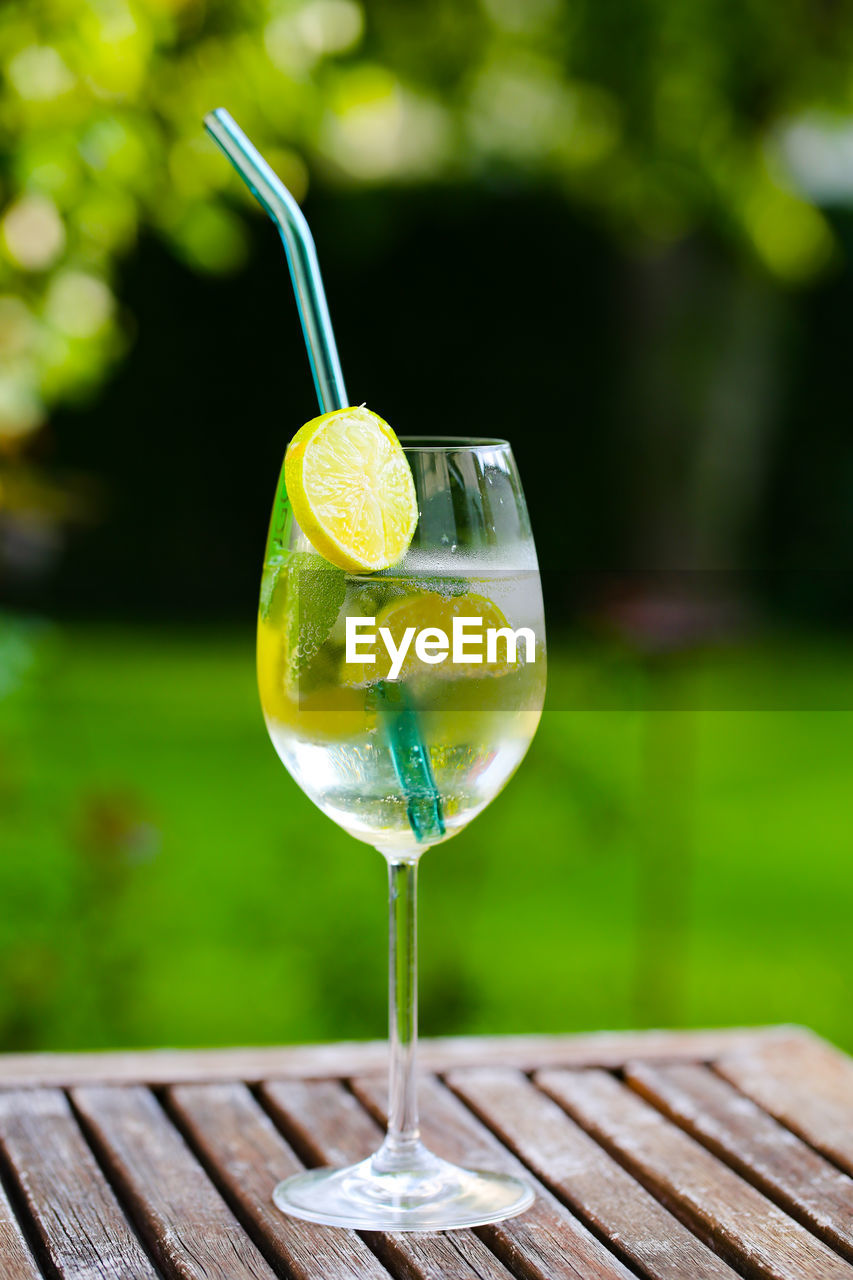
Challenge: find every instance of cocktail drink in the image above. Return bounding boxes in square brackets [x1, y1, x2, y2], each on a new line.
[256, 412, 546, 1230]
[204, 111, 547, 1230]
[258, 438, 545, 853]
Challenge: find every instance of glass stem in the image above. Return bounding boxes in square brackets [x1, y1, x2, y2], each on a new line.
[373, 856, 425, 1173]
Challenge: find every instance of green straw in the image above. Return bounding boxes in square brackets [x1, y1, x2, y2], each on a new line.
[203, 109, 444, 844]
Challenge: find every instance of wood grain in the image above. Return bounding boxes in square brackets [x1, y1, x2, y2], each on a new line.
[538, 1067, 853, 1280]
[72, 1085, 278, 1280]
[626, 1060, 853, 1260]
[261, 1076, 519, 1280]
[351, 1072, 638, 1280]
[0, 1166, 44, 1280]
[167, 1081, 391, 1280]
[0, 1029, 849, 1280]
[0, 1087, 159, 1280]
[447, 1065, 741, 1280]
[716, 1035, 853, 1177]
[0, 1026, 797, 1088]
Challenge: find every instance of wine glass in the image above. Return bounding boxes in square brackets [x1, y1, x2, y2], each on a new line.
[257, 436, 546, 1230]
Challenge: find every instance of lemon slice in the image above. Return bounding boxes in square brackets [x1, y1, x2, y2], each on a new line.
[341, 590, 518, 684]
[285, 406, 418, 572]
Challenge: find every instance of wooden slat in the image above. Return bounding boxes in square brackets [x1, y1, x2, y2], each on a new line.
[537, 1068, 853, 1280]
[350, 1072, 638, 1280]
[72, 1085, 278, 1280]
[0, 1026, 798, 1088]
[0, 1087, 159, 1280]
[716, 1035, 853, 1178]
[447, 1065, 741, 1280]
[0, 1172, 43, 1280]
[626, 1061, 853, 1261]
[0, 1030, 849, 1280]
[261, 1077, 519, 1280]
[167, 1081, 391, 1280]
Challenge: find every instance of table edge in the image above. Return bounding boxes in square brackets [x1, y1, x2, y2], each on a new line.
[0, 1025, 823, 1088]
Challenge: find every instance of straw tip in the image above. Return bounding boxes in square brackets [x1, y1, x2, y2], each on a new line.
[203, 107, 231, 131]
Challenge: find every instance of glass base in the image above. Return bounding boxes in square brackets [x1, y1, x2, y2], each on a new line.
[273, 1148, 535, 1231]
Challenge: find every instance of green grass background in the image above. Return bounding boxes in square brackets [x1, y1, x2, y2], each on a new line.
[1, 621, 850, 1055]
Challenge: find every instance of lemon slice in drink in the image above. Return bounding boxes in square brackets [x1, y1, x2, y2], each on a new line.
[285, 406, 418, 572]
[341, 590, 519, 684]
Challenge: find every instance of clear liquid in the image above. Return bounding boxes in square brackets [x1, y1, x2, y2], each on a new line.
[258, 550, 546, 853]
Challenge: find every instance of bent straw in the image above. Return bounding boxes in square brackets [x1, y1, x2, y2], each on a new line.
[204, 108, 345, 414]
[204, 109, 444, 844]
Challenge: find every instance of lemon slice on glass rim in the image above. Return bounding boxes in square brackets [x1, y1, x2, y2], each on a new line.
[285, 405, 418, 572]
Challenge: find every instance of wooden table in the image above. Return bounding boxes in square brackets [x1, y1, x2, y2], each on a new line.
[0, 1025, 850, 1279]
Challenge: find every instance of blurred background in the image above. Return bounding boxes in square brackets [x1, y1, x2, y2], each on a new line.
[1, 0, 852, 1056]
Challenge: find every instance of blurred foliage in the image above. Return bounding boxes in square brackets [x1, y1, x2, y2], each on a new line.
[2, 0, 853, 447]
[2, 1, 851, 1060]
[1, 622, 852, 1053]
